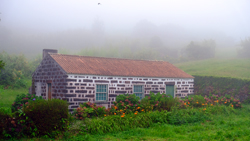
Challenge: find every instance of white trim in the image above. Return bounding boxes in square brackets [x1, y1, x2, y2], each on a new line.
[95, 84, 109, 101]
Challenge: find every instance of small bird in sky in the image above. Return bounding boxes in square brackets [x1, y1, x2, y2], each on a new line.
[98, 3, 101, 5]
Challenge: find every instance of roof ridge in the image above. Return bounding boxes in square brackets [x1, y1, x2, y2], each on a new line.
[50, 53, 169, 63]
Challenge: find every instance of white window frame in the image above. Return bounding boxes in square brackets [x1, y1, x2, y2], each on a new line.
[133, 85, 144, 100]
[95, 84, 108, 101]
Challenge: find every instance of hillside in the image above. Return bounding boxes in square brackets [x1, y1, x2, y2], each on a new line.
[174, 58, 250, 80]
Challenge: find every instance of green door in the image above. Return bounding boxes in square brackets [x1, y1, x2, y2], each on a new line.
[166, 85, 175, 97]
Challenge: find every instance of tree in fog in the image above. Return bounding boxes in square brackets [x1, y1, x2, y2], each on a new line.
[0, 60, 4, 72]
[182, 39, 216, 60]
[238, 38, 250, 58]
[133, 19, 157, 38]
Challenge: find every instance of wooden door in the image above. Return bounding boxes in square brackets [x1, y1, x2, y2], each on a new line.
[166, 85, 174, 97]
[48, 83, 51, 99]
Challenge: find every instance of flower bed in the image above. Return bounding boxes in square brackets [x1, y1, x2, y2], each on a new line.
[73, 93, 241, 120]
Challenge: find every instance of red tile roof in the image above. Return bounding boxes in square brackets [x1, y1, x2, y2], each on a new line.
[50, 54, 193, 78]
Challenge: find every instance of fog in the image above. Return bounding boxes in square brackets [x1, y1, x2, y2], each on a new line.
[0, 0, 249, 60]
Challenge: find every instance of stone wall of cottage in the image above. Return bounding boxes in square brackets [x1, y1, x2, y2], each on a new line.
[32, 55, 68, 100]
[65, 74, 194, 111]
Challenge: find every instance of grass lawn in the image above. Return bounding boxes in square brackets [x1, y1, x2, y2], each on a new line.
[0, 88, 29, 113]
[0, 79, 31, 109]
[175, 58, 250, 80]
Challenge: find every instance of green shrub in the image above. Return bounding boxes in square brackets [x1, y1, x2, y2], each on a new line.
[141, 92, 180, 111]
[23, 99, 69, 137]
[11, 93, 43, 113]
[113, 94, 141, 114]
[1, 110, 38, 139]
[0, 108, 10, 139]
[185, 95, 206, 108]
[73, 102, 106, 120]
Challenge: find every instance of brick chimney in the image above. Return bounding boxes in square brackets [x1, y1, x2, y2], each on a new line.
[43, 49, 58, 59]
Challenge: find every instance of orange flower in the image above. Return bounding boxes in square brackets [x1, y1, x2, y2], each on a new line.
[188, 102, 190, 104]
[211, 104, 213, 106]
[114, 106, 117, 109]
[203, 108, 206, 111]
[141, 109, 144, 111]
[121, 115, 124, 117]
[184, 103, 186, 105]
[196, 102, 199, 104]
[114, 113, 116, 115]
[224, 102, 227, 104]
[120, 109, 123, 112]
[123, 113, 125, 115]
[202, 103, 204, 105]
[134, 112, 138, 115]
[137, 107, 140, 109]
[231, 105, 234, 107]
[104, 114, 106, 116]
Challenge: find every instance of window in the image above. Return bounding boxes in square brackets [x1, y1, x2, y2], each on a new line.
[96, 84, 108, 101]
[134, 85, 144, 100]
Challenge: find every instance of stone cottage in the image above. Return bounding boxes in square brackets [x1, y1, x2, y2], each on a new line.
[32, 49, 194, 111]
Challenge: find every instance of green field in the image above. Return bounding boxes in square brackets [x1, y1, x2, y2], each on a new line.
[175, 58, 250, 80]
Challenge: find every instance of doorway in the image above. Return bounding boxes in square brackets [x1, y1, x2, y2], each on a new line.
[166, 85, 175, 97]
[47, 83, 52, 99]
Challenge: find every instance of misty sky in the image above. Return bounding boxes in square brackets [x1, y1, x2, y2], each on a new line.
[1, 0, 249, 38]
[0, 0, 250, 57]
